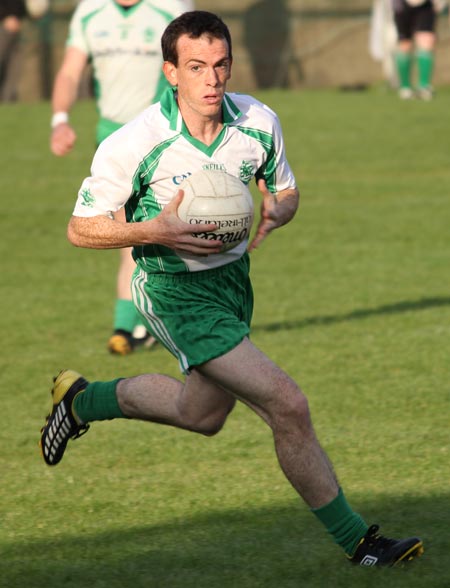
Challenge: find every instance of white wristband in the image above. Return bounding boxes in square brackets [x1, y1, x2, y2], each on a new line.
[51, 112, 69, 128]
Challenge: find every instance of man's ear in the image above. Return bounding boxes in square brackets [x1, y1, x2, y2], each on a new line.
[162, 61, 177, 86]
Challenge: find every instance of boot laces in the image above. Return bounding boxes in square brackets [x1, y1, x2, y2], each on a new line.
[365, 525, 397, 550]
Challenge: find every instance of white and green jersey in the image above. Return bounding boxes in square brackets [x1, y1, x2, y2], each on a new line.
[67, 0, 193, 127]
[74, 88, 297, 274]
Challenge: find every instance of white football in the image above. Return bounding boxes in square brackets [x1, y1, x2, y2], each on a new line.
[177, 169, 254, 252]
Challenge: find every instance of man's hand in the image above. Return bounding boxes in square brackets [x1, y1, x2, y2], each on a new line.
[51, 123, 77, 156]
[68, 189, 223, 256]
[150, 190, 223, 256]
[248, 179, 299, 251]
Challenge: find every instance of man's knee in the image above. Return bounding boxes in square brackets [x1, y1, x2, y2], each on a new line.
[183, 400, 235, 436]
[270, 380, 312, 432]
[189, 412, 228, 437]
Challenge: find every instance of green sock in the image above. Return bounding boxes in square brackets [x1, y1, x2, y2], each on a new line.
[114, 299, 141, 333]
[311, 488, 369, 556]
[395, 51, 413, 89]
[416, 49, 434, 89]
[73, 379, 126, 423]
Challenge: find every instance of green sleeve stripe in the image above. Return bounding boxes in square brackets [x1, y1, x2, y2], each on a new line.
[127, 135, 189, 273]
[80, 3, 108, 35]
[134, 135, 180, 186]
[223, 94, 242, 122]
[145, 2, 177, 22]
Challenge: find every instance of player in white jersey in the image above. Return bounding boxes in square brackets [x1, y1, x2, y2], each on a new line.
[41, 11, 424, 568]
[50, 0, 194, 355]
[73, 90, 295, 275]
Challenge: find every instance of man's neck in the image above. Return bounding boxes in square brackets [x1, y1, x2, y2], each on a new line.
[186, 119, 223, 146]
[176, 94, 224, 146]
[115, 0, 141, 7]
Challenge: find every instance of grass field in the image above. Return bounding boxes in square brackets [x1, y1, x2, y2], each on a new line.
[1, 86, 449, 588]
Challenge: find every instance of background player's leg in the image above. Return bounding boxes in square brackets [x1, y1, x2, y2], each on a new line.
[108, 209, 154, 354]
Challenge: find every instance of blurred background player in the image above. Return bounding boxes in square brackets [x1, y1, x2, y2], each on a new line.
[0, 0, 27, 102]
[50, 0, 194, 354]
[369, 0, 398, 88]
[391, 0, 439, 99]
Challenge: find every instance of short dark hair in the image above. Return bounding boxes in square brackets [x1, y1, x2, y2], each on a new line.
[161, 11, 232, 66]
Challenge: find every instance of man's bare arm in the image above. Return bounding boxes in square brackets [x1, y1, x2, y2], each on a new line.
[50, 47, 88, 156]
[68, 191, 224, 256]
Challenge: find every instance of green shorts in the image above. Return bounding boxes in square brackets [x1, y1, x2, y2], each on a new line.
[132, 254, 254, 374]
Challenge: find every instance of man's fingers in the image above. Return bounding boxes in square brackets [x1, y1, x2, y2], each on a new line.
[172, 189, 184, 209]
[248, 225, 266, 251]
[248, 218, 276, 252]
[256, 178, 267, 193]
[248, 233, 264, 252]
[188, 222, 219, 234]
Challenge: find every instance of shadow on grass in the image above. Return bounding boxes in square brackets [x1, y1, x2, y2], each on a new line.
[253, 296, 450, 333]
[2, 495, 449, 588]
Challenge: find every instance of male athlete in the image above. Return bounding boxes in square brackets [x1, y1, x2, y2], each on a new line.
[391, 0, 438, 99]
[0, 0, 27, 102]
[41, 11, 424, 567]
[50, 0, 194, 354]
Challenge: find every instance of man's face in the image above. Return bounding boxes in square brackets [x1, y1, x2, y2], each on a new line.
[163, 34, 232, 121]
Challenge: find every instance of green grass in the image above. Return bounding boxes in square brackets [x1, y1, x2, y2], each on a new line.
[1, 86, 449, 588]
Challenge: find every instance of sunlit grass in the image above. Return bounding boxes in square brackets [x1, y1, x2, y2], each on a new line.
[1, 88, 449, 587]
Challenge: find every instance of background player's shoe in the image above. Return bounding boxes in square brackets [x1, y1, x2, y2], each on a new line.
[349, 524, 424, 567]
[40, 370, 90, 466]
[132, 325, 158, 350]
[108, 328, 158, 355]
[108, 329, 134, 355]
[398, 87, 414, 100]
[416, 86, 433, 101]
